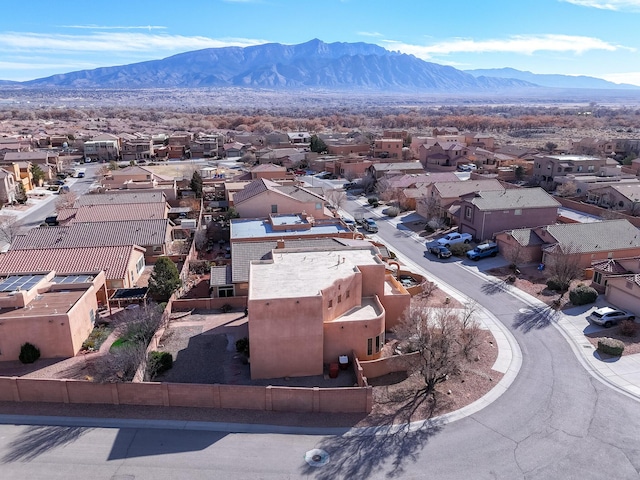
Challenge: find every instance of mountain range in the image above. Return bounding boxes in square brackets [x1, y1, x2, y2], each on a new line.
[5, 39, 638, 93]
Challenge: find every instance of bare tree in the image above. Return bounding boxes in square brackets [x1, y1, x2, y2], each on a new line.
[55, 191, 78, 212]
[394, 300, 482, 397]
[544, 244, 583, 299]
[324, 188, 347, 210]
[418, 196, 445, 230]
[194, 227, 208, 251]
[556, 181, 577, 198]
[376, 177, 400, 207]
[0, 214, 21, 246]
[503, 237, 525, 270]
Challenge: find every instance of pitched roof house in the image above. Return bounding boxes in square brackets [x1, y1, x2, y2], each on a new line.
[0, 245, 146, 290]
[233, 178, 331, 219]
[458, 187, 560, 241]
[11, 219, 173, 259]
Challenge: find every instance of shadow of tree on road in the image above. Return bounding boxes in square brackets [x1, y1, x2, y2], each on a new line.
[2, 425, 92, 463]
[481, 279, 512, 295]
[512, 305, 560, 333]
[300, 388, 443, 479]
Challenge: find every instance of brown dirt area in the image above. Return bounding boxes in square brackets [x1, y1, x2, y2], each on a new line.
[585, 325, 640, 356]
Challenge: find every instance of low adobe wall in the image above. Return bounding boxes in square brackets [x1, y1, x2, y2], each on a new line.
[0, 376, 372, 413]
[171, 296, 248, 311]
[359, 351, 418, 379]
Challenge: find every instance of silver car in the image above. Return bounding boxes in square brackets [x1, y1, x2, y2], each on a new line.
[587, 307, 635, 328]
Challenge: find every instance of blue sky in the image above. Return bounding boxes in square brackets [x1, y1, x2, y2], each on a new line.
[1, 0, 640, 85]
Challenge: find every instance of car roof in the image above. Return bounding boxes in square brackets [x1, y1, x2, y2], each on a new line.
[594, 307, 618, 314]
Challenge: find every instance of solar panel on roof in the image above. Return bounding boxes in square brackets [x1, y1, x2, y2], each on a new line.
[0, 274, 46, 292]
[52, 275, 94, 284]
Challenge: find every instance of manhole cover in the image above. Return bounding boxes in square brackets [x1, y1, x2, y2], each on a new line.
[304, 449, 330, 467]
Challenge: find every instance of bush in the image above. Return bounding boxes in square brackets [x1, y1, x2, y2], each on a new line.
[597, 337, 625, 356]
[147, 351, 173, 379]
[367, 196, 379, 206]
[235, 337, 250, 357]
[19, 342, 40, 364]
[568, 284, 598, 306]
[221, 303, 232, 313]
[189, 260, 211, 274]
[449, 243, 472, 256]
[619, 320, 638, 337]
[383, 206, 400, 217]
[546, 277, 568, 292]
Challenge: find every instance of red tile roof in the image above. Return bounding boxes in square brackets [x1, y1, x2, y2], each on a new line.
[0, 245, 144, 280]
[58, 203, 167, 223]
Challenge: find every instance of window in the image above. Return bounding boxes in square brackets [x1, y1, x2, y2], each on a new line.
[337, 294, 342, 304]
[136, 257, 145, 274]
[367, 338, 373, 356]
[218, 285, 234, 297]
[271, 205, 278, 214]
[375, 335, 381, 353]
[514, 209, 522, 216]
[328, 299, 333, 308]
[594, 271, 602, 284]
[89, 309, 95, 325]
[346, 290, 350, 299]
[588, 165, 595, 172]
[465, 206, 472, 219]
[315, 203, 322, 210]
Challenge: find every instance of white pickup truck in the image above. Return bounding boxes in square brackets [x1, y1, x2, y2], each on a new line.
[436, 232, 472, 247]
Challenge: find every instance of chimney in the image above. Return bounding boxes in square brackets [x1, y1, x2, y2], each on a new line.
[276, 239, 285, 249]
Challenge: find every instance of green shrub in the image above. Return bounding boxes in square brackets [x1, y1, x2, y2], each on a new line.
[81, 325, 113, 352]
[235, 337, 250, 357]
[568, 283, 598, 306]
[147, 351, 173, 379]
[619, 320, 638, 337]
[546, 277, 568, 292]
[19, 342, 41, 364]
[449, 243, 472, 256]
[367, 196, 379, 206]
[384, 206, 400, 217]
[597, 337, 625, 356]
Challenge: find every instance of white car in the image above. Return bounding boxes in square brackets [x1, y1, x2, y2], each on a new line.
[587, 307, 635, 328]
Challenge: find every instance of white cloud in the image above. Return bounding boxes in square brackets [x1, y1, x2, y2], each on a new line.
[60, 25, 167, 30]
[560, 0, 640, 11]
[0, 32, 265, 54]
[600, 71, 640, 85]
[382, 34, 630, 58]
[357, 31, 383, 38]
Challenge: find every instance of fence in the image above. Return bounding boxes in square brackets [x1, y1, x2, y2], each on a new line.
[0, 377, 372, 413]
[171, 296, 247, 311]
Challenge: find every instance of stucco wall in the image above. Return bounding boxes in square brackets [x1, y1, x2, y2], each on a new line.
[248, 296, 324, 379]
[0, 377, 372, 413]
[236, 190, 328, 219]
[323, 297, 385, 362]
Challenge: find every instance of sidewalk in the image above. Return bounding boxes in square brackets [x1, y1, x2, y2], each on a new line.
[361, 204, 640, 403]
[462, 256, 640, 402]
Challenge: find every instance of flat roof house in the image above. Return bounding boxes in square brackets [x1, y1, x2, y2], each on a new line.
[247, 245, 410, 379]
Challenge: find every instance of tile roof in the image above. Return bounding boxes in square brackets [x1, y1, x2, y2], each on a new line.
[0, 245, 144, 280]
[11, 219, 170, 250]
[508, 228, 546, 247]
[467, 187, 560, 211]
[541, 219, 640, 254]
[276, 185, 324, 203]
[57, 203, 167, 223]
[372, 162, 424, 172]
[434, 179, 504, 199]
[74, 191, 166, 206]
[3, 151, 54, 162]
[591, 258, 632, 274]
[388, 172, 459, 189]
[251, 163, 287, 172]
[232, 178, 278, 204]
[232, 238, 342, 283]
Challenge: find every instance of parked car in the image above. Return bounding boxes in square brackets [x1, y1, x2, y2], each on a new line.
[363, 218, 379, 233]
[342, 218, 356, 231]
[587, 307, 635, 328]
[437, 232, 472, 247]
[343, 182, 358, 190]
[466, 242, 499, 260]
[428, 243, 452, 259]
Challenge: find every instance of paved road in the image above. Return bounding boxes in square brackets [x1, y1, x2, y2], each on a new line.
[2, 181, 640, 478]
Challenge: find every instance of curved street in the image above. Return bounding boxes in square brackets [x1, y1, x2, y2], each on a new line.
[1, 185, 640, 479]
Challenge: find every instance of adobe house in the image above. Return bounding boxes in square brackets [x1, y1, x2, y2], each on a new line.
[0, 271, 106, 361]
[247, 245, 410, 380]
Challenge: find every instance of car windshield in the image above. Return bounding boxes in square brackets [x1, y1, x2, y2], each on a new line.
[591, 311, 605, 319]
